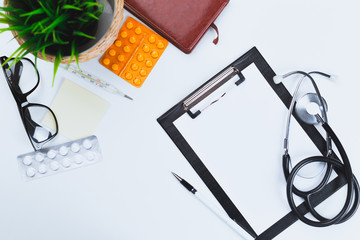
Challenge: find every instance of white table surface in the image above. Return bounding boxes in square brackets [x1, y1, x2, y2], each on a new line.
[1, 0, 360, 239]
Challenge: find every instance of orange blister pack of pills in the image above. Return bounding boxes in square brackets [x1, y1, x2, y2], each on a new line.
[100, 17, 168, 88]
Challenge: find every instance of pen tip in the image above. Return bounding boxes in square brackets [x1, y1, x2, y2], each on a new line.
[125, 95, 133, 100]
[171, 172, 182, 181]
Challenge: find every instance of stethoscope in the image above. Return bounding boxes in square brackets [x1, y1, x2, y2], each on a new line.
[273, 71, 359, 227]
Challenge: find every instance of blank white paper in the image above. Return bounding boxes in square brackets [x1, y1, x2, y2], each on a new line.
[174, 64, 354, 239]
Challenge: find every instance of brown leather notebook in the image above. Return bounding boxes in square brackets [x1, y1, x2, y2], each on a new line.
[124, 0, 230, 54]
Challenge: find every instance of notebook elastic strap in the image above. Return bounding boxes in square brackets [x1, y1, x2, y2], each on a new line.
[211, 23, 219, 44]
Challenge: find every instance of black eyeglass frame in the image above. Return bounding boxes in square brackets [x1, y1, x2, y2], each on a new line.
[1, 56, 58, 151]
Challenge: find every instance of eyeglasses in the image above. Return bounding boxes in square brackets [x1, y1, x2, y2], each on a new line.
[1, 56, 58, 151]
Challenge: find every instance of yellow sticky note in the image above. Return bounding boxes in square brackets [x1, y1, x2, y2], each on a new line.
[43, 79, 109, 140]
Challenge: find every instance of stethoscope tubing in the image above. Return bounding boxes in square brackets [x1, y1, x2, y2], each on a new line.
[282, 71, 333, 200]
[281, 70, 359, 227]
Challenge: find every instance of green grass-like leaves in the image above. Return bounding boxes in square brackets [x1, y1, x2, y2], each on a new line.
[0, 0, 104, 83]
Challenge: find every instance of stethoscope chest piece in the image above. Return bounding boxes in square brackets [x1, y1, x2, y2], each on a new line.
[295, 93, 328, 125]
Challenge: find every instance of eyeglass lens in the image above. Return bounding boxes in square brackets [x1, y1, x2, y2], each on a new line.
[5, 58, 39, 95]
[24, 105, 57, 147]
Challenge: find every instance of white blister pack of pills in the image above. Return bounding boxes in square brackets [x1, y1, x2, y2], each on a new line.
[17, 135, 102, 180]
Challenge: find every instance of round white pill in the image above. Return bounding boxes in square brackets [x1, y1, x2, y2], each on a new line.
[26, 167, 36, 177]
[23, 156, 33, 166]
[62, 158, 71, 168]
[85, 151, 95, 161]
[47, 150, 57, 159]
[38, 164, 47, 174]
[59, 146, 68, 156]
[50, 161, 60, 171]
[82, 139, 92, 149]
[71, 143, 80, 153]
[35, 153, 44, 162]
[74, 154, 85, 164]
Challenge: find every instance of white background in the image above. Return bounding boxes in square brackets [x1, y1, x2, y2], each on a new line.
[0, 0, 360, 239]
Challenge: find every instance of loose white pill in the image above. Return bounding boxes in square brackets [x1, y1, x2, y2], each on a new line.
[62, 158, 71, 168]
[74, 154, 85, 164]
[71, 143, 80, 153]
[23, 156, 33, 166]
[85, 151, 95, 161]
[38, 164, 47, 174]
[26, 167, 36, 177]
[35, 153, 44, 162]
[47, 150, 57, 159]
[82, 139, 92, 149]
[50, 161, 60, 171]
[59, 146, 68, 156]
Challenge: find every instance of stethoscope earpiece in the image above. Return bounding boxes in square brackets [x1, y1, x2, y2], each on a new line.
[273, 75, 284, 84]
[329, 75, 337, 81]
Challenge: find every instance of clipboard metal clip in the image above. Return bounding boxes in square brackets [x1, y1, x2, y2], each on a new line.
[183, 66, 245, 119]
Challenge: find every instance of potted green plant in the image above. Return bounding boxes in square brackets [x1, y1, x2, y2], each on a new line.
[0, 0, 121, 84]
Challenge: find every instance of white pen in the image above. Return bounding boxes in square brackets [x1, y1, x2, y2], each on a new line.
[63, 65, 133, 100]
[171, 172, 255, 240]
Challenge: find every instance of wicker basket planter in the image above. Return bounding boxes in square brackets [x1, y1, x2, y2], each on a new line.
[4, 0, 124, 64]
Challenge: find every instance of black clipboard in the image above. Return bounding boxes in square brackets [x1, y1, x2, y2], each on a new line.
[157, 47, 347, 239]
